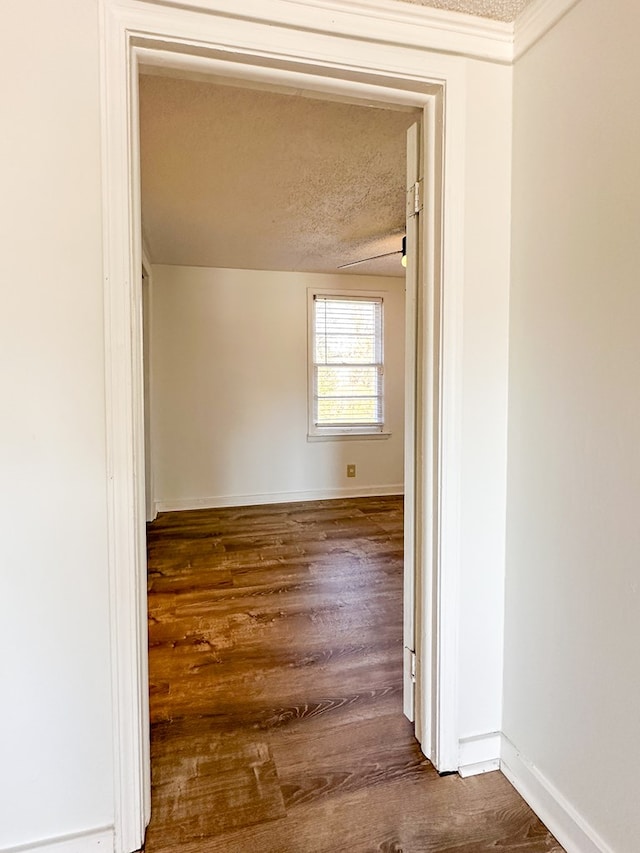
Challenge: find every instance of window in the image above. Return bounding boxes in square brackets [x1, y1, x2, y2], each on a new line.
[308, 290, 386, 437]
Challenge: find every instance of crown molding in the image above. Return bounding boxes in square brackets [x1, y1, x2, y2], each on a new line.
[283, 0, 514, 47]
[140, 0, 514, 62]
[135, 0, 584, 64]
[514, 0, 582, 60]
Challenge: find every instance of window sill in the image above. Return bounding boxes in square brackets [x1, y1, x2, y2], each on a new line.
[307, 431, 392, 442]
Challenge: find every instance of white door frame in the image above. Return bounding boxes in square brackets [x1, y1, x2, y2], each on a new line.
[99, 1, 465, 849]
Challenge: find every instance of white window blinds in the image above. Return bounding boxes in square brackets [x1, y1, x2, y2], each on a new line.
[312, 294, 384, 429]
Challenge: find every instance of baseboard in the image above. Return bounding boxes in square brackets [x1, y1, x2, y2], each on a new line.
[1, 827, 114, 853]
[500, 735, 613, 853]
[458, 731, 501, 777]
[154, 484, 404, 513]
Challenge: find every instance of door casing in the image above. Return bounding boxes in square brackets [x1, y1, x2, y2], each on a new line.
[99, 2, 466, 849]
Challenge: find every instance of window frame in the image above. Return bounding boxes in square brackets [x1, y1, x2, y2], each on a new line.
[307, 287, 390, 440]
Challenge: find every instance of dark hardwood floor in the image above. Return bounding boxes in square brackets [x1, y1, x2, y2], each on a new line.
[145, 496, 562, 852]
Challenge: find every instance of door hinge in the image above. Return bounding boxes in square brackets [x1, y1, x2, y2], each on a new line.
[406, 180, 423, 218]
[410, 650, 416, 683]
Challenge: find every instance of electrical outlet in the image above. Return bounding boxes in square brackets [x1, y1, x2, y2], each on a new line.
[347, 464, 356, 478]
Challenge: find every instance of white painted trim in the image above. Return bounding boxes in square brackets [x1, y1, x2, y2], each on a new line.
[458, 731, 501, 777]
[137, 48, 433, 111]
[307, 432, 392, 442]
[306, 287, 387, 439]
[514, 0, 582, 60]
[501, 736, 614, 853]
[154, 485, 404, 513]
[99, 4, 150, 851]
[460, 758, 501, 778]
[102, 1, 468, 842]
[0, 828, 114, 853]
[146, 0, 514, 63]
[428, 72, 465, 775]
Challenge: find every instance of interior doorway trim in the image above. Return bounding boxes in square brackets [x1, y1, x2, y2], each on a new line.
[100, 1, 466, 849]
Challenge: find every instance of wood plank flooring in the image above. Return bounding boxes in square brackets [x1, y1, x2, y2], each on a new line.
[145, 496, 563, 853]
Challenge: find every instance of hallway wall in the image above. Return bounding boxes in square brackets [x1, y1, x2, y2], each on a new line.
[457, 58, 512, 753]
[505, 0, 640, 848]
[0, 0, 114, 849]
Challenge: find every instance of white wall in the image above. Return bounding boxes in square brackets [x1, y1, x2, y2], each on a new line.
[0, 0, 114, 850]
[505, 0, 640, 849]
[457, 58, 512, 755]
[150, 267, 405, 509]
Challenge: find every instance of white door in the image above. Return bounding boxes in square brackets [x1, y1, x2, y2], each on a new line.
[403, 121, 423, 727]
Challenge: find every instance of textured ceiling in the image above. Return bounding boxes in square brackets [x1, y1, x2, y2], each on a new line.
[139, 74, 417, 277]
[139, 0, 538, 274]
[360, 0, 535, 23]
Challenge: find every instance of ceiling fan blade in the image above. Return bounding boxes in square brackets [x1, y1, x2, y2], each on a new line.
[337, 249, 402, 270]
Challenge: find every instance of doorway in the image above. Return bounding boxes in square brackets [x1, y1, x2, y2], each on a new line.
[140, 73, 417, 845]
[101, 6, 465, 850]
